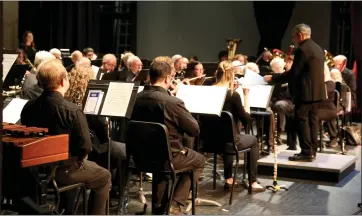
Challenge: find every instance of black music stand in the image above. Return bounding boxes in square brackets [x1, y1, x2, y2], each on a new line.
[91, 59, 103, 67]
[2, 65, 30, 90]
[176, 85, 229, 212]
[82, 80, 139, 214]
[132, 69, 149, 85]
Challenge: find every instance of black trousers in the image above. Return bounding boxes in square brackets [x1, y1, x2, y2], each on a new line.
[223, 134, 259, 182]
[56, 160, 111, 215]
[295, 102, 320, 155]
[153, 148, 205, 209]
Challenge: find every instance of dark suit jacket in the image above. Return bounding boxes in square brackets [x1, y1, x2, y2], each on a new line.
[101, 68, 137, 82]
[272, 39, 326, 104]
[341, 68, 356, 106]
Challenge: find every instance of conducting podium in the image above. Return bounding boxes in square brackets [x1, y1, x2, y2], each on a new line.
[82, 80, 139, 214]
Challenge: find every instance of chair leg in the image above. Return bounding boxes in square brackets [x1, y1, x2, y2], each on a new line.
[166, 176, 176, 215]
[83, 187, 87, 215]
[247, 151, 252, 195]
[190, 172, 195, 215]
[213, 153, 217, 190]
[319, 121, 323, 153]
[229, 153, 239, 205]
[72, 187, 82, 214]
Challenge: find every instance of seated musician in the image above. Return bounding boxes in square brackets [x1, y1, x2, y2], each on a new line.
[20, 59, 111, 215]
[333, 55, 357, 107]
[20, 51, 56, 100]
[232, 60, 245, 77]
[119, 51, 135, 71]
[257, 50, 272, 68]
[49, 48, 62, 60]
[232, 54, 248, 65]
[269, 57, 296, 149]
[182, 57, 189, 70]
[64, 65, 126, 195]
[95, 54, 117, 80]
[184, 61, 205, 85]
[172, 54, 186, 79]
[102, 55, 142, 82]
[66, 50, 82, 72]
[330, 68, 343, 83]
[317, 65, 338, 147]
[131, 57, 206, 214]
[213, 61, 265, 192]
[83, 47, 95, 60]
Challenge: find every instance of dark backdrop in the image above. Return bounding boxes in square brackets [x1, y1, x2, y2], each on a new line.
[351, 2, 362, 111]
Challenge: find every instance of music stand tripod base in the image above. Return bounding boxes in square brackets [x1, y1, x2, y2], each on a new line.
[186, 198, 222, 212]
[266, 181, 288, 193]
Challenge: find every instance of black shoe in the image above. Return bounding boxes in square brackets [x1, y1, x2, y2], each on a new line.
[289, 153, 315, 162]
[286, 146, 297, 150]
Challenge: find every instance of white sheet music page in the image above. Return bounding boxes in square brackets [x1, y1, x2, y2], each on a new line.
[248, 85, 273, 109]
[176, 85, 228, 116]
[101, 82, 134, 117]
[138, 86, 144, 93]
[244, 69, 267, 86]
[84, 90, 104, 115]
[3, 98, 28, 124]
[2, 54, 19, 81]
[91, 65, 99, 80]
[346, 92, 352, 112]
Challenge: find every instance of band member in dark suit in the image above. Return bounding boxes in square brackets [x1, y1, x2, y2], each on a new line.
[264, 24, 326, 161]
[131, 58, 205, 214]
[102, 55, 143, 82]
[95, 54, 117, 80]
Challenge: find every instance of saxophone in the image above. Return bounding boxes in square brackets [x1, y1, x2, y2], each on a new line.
[226, 39, 241, 62]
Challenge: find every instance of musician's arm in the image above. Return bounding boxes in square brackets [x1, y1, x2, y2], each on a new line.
[73, 110, 93, 160]
[272, 48, 306, 83]
[174, 100, 200, 137]
[232, 91, 251, 126]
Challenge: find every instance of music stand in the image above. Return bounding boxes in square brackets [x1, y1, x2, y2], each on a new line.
[132, 69, 149, 85]
[2, 64, 30, 90]
[82, 80, 139, 214]
[176, 85, 229, 212]
[91, 59, 103, 67]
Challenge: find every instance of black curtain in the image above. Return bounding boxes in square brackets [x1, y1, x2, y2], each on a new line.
[253, 2, 296, 55]
[351, 2, 362, 111]
[0, 1, 3, 211]
[19, 2, 102, 52]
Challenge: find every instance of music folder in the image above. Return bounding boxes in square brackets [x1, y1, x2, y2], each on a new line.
[82, 80, 139, 119]
[2, 64, 30, 90]
[3, 98, 29, 124]
[176, 85, 228, 116]
[132, 69, 149, 84]
[2, 52, 19, 81]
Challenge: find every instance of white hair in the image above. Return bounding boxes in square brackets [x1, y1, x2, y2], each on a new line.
[292, 23, 312, 36]
[76, 57, 91, 67]
[330, 68, 343, 83]
[232, 60, 243, 67]
[127, 55, 141, 68]
[49, 48, 61, 56]
[102, 54, 117, 64]
[171, 54, 183, 63]
[333, 55, 347, 63]
[270, 57, 286, 72]
[183, 57, 189, 64]
[34, 51, 56, 69]
[245, 62, 260, 73]
[71, 50, 82, 59]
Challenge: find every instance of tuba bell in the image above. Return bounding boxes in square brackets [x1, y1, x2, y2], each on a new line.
[226, 38, 241, 62]
[324, 50, 335, 68]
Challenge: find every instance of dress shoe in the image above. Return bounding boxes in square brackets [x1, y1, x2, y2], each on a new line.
[286, 146, 297, 150]
[289, 153, 315, 162]
[169, 206, 185, 215]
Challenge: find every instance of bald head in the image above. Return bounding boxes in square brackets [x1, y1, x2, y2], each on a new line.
[76, 57, 91, 67]
[102, 54, 117, 72]
[71, 50, 83, 63]
[37, 59, 69, 94]
[333, 55, 347, 72]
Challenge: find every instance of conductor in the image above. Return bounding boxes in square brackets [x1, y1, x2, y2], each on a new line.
[264, 24, 326, 162]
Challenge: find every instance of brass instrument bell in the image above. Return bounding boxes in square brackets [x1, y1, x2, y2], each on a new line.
[226, 39, 241, 62]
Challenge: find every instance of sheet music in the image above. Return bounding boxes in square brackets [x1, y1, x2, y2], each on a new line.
[248, 85, 273, 109]
[176, 85, 228, 116]
[101, 82, 134, 117]
[84, 90, 104, 115]
[2, 54, 19, 81]
[91, 65, 99, 80]
[138, 86, 144, 93]
[243, 68, 267, 86]
[3, 98, 28, 124]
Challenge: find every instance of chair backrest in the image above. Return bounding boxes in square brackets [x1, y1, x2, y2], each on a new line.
[126, 121, 173, 173]
[199, 111, 236, 153]
[334, 90, 340, 108]
[335, 82, 351, 109]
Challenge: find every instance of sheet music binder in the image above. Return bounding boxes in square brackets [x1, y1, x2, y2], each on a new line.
[82, 80, 139, 119]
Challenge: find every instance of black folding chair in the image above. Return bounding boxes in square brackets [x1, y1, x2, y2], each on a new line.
[124, 121, 196, 215]
[200, 111, 252, 205]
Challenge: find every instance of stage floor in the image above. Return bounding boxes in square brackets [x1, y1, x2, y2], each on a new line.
[113, 143, 361, 215]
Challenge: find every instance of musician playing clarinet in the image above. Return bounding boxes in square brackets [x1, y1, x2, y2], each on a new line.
[264, 24, 326, 162]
